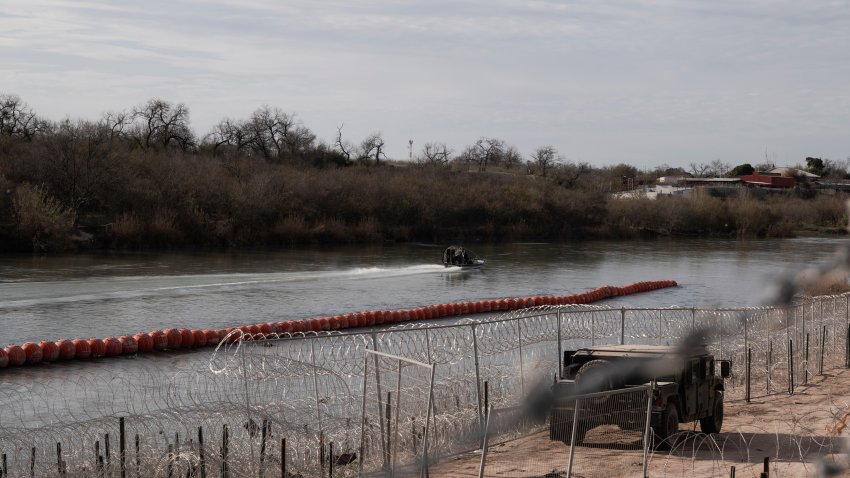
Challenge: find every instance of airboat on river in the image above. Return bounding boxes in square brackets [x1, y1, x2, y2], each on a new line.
[442, 245, 485, 269]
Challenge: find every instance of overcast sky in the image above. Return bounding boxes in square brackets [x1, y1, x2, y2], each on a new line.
[2, 0, 850, 168]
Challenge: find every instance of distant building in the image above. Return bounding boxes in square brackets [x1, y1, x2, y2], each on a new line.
[739, 172, 796, 188]
[765, 167, 820, 179]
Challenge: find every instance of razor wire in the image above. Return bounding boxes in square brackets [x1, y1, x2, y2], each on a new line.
[2, 296, 850, 476]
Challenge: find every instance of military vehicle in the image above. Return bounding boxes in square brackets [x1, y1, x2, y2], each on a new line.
[549, 344, 730, 448]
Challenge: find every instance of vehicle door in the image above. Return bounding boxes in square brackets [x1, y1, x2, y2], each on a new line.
[694, 357, 714, 418]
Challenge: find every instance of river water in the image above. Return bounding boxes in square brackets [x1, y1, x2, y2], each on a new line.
[0, 238, 845, 346]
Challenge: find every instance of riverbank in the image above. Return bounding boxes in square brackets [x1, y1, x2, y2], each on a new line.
[3, 159, 846, 252]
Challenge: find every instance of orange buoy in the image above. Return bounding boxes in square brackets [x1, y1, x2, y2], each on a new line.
[39, 340, 60, 362]
[162, 329, 181, 349]
[71, 339, 91, 359]
[135, 333, 154, 352]
[191, 330, 207, 348]
[88, 338, 106, 358]
[21, 342, 42, 364]
[149, 330, 169, 350]
[202, 329, 219, 344]
[5, 345, 25, 366]
[104, 337, 122, 356]
[56, 339, 75, 360]
[119, 335, 138, 354]
[0, 347, 7, 368]
[179, 329, 195, 348]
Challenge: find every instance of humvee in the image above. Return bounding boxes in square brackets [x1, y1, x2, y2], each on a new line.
[549, 344, 730, 448]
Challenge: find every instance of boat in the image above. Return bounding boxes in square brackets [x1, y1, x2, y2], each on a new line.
[442, 245, 485, 268]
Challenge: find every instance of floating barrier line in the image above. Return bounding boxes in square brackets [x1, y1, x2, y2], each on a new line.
[0, 280, 677, 368]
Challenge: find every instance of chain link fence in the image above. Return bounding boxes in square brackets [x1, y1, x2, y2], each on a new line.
[2, 295, 849, 477]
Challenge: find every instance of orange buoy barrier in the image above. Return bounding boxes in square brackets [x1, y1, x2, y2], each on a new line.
[22, 342, 42, 364]
[1, 279, 677, 369]
[39, 340, 60, 362]
[5, 345, 25, 366]
[71, 339, 90, 359]
[179, 329, 195, 348]
[120, 335, 139, 354]
[56, 339, 75, 360]
[104, 337, 122, 356]
[88, 338, 106, 358]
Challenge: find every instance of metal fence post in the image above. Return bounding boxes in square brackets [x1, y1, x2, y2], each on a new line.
[820, 325, 826, 375]
[591, 312, 595, 346]
[391, 358, 403, 475]
[746, 348, 751, 403]
[658, 310, 662, 346]
[370, 333, 387, 471]
[558, 309, 564, 376]
[238, 339, 257, 478]
[472, 324, 484, 430]
[309, 339, 323, 431]
[788, 339, 794, 395]
[517, 320, 525, 395]
[477, 405, 492, 478]
[425, 328, 432, 365]
[358, 352, 370, 477]
[566, 398, 582, 477]
[421, 364, 436, 478]
[642, 383, 654, 478]
[620, 307, 626, 345]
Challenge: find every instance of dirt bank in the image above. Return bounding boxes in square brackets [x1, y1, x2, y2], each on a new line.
[431, 369, 850, 477]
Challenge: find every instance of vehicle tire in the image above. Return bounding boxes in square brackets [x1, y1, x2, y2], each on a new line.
[652, 404, 679, 450]
[699, 391, 724, 434]
[575, 359, 615, 395]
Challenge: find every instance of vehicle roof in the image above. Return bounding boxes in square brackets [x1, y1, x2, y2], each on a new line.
[573, 344, 711, 358]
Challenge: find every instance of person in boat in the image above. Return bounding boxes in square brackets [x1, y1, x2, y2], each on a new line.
[444, 246, 477, 266]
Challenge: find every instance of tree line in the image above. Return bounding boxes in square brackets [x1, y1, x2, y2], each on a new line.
[0, 94, 846, 252]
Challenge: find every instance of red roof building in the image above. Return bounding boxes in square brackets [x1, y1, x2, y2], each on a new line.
[740, 172, 795, 188]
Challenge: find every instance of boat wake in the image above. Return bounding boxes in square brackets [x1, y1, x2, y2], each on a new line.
[0, 264, 449, 310]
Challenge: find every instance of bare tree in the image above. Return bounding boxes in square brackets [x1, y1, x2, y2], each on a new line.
[204, 118, 251, 157]
[708, 159, 730, 177]
[40, 119, 120, 224]
[244, 106, 295, 160]
[502, 145, 521, 170]
[688, 162, 711, 177]
[552, 161, 592, 189]
[131, 98, 195, 151]
[0, 94, 48, 140]
[101, 111, 131, 141]
[283, 125, 316, 160]
[334, 124, 354, 164]
[359, 132, 386, 165]
[465, 137, 505, 172]
[531, 145, 559, 176]
[418, 142, 452, 166]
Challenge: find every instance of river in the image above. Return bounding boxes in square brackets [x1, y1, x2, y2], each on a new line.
[0, 238, 845, 346]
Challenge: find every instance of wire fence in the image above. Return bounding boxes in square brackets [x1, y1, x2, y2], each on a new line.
[1, 294, 849, 477]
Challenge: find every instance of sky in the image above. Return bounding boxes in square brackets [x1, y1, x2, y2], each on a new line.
[2, 0, 850, 169]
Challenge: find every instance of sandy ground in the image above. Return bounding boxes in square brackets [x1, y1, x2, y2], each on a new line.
[428, 369, 850, 477]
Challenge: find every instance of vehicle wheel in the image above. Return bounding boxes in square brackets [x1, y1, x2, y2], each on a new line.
[699, 392, 724, 434]
[575, 359, 615, 395]
[652, 404, 679, 450]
